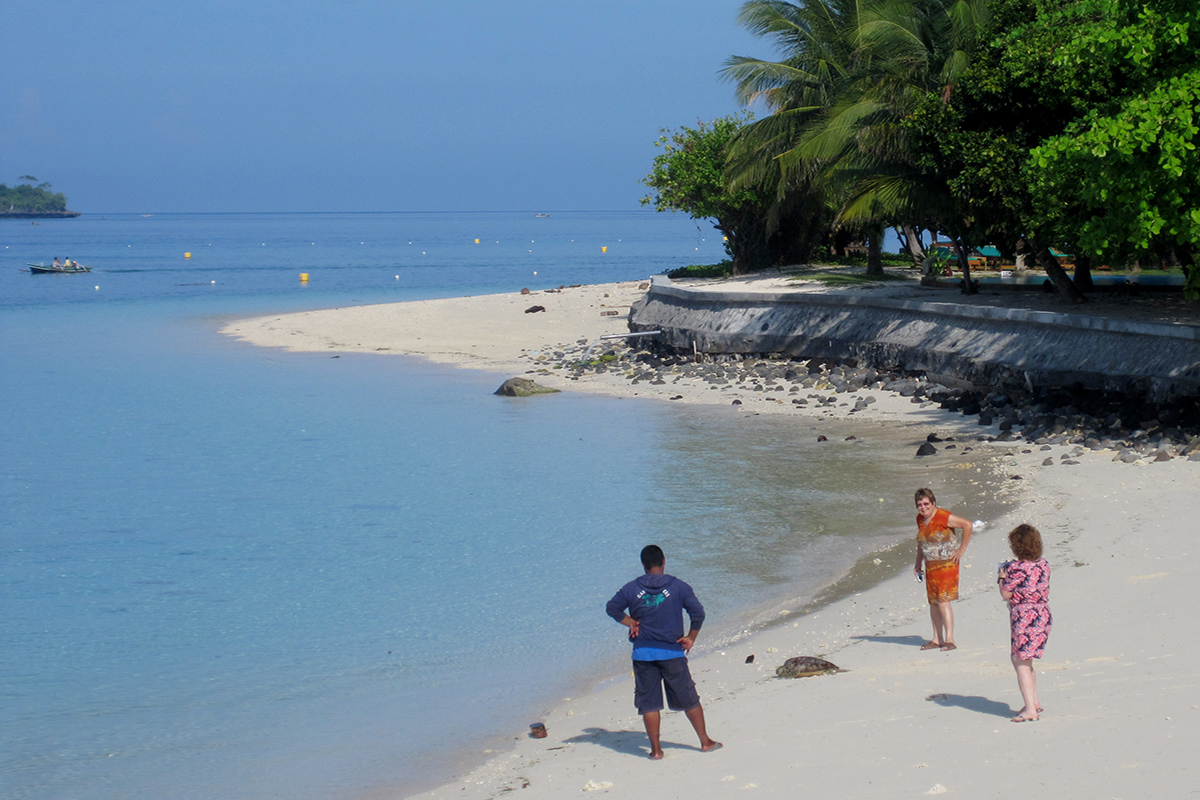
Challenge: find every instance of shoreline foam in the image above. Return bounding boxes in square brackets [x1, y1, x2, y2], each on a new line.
[223, 278, 1200, 799]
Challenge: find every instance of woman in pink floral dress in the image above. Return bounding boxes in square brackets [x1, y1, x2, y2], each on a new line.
[999, 524, 1052, 722]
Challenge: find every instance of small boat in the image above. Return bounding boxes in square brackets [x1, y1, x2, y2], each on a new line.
[534, 213, 550, 218]
[27, 262, 93, 274]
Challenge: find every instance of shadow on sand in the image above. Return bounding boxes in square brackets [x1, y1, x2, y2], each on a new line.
[925, 693, 1015, 718]
[563, 727, 706, 758]
[851, 634, 929, 647]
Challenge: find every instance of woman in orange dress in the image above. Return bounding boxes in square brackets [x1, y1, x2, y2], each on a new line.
[912, 488, 973, 651]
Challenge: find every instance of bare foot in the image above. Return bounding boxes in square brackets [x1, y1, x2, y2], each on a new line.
[700, 740, 723, 753]
[649, 750, 664, 760]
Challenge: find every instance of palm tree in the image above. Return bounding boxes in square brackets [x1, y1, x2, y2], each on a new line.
[721, 0, 865, 267]
[724, 0, 991, 286]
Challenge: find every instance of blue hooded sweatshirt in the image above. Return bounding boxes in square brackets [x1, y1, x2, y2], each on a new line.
[606, 572, 705, 655]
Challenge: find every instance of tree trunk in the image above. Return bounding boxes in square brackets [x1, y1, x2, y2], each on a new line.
[1073, 253, 1094, 292]
[720, 226, 748, 276]
[730, 237, 750, 276]
[866, 224, 884, 276]
[1179, 250, 1199, 300]
[1033, 244, 1086, 304]
[952, 238, 978, 295]
[1014, 238, 1031, 273]
[897, 225, 925, 268]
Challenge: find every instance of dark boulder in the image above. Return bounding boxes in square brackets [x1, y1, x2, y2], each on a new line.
[495, 377, 561, 397]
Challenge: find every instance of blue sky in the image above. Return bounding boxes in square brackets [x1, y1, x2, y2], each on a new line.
[3, 1, 763, 213]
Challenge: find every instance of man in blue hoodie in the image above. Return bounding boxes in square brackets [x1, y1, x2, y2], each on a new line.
[606, 544, 722, 759]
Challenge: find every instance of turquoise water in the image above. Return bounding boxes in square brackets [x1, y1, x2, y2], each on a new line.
[2, 213, 979, 799]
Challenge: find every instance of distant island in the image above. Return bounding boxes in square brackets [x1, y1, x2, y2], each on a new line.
[0, 178, 80, 219]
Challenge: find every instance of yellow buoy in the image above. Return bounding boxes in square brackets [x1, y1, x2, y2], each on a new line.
[299, 273, 309, 282]
[474, 238, 480, 244]
[601, 246, 608, 253]
[184, 252, 191, 259]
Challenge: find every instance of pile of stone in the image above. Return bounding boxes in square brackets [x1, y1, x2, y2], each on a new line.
[518, 341, 1200, 463]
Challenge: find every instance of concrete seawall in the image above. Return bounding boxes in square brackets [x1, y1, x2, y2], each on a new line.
[629, 284, 1200, 401]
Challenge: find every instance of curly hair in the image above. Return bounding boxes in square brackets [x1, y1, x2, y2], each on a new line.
[1008, 524, 1044, 561]
[640, 544, 665, 570]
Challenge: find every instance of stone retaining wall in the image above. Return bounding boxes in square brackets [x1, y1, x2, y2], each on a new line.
[629, 284, 1200, 402]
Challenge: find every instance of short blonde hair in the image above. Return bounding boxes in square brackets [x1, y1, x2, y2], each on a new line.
[1008, 524, 1043, 561]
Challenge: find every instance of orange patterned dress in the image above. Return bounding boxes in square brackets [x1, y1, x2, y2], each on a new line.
[918, 508, 961, 604]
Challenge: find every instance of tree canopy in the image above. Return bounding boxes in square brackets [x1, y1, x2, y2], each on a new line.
[640, 115, 775, 275]
[641, 0, 1200, 299]
[1, 181, 69, 213]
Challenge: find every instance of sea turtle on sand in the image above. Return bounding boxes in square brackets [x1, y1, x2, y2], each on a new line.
[775, 656, 846, 678]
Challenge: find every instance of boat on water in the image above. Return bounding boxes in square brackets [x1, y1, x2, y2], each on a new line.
[26, 262, 92, 274]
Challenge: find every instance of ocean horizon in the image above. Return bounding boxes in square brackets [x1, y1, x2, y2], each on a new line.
[2, 212, 990, 799]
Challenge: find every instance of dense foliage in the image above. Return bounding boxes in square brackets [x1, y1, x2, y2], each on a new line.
[1028, 0, 1200, 297]
[0, 181, 68, 213]
[643, 0, 1199, 299]
[640, 115, 778, 275]
[1, 182, 68, 212]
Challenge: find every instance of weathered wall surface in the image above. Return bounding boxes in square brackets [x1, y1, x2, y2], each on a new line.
[629, 284, 1200, 400]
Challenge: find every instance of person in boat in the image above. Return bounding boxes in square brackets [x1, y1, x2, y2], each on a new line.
[52, 257, 62, 268]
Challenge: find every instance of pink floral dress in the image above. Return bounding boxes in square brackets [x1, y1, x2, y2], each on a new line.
[1002, 558, 1052, 659]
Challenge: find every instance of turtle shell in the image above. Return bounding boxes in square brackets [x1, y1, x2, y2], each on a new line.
[775, 655, 843, 678]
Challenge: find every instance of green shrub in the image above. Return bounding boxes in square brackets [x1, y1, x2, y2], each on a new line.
[666, 260, 735, 279]
[808, 249, 913, 267]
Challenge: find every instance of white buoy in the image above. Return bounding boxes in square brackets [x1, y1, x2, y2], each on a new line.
[94, 285, 99, 290]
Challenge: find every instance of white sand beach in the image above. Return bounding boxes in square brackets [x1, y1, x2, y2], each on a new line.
[223, 278, 1200, 798]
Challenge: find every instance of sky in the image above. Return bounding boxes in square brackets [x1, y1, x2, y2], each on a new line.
[2, 1, 767, 213]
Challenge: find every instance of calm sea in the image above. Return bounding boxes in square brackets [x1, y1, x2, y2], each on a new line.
[1, 212, 987, 799]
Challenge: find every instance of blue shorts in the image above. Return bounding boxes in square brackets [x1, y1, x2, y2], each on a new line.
[633, 658, 700, 715]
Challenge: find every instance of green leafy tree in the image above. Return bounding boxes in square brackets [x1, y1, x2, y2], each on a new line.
[822, 0, 992, 289]
[1029, 0, 1200, 298]
[641, 115, 777, 275]
[721, 0, 862, 271]
[724, 0, 991, 285]
[939, 0, 1125, 301]
[0, 182, 69, 213]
